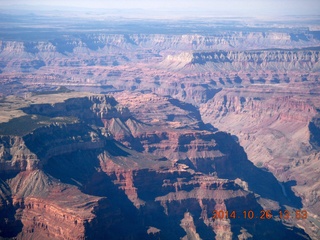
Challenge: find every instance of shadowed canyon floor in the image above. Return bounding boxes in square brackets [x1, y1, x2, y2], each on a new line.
[0, 93, 312, 239]
[0, 14, 319, 239]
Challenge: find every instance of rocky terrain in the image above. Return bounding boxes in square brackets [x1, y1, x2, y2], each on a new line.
[0, 93, 312, 239]
[0, 29, 320, 97]
[0, 15, 320, 239]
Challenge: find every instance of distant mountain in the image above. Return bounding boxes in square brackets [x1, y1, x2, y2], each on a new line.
[0, 16, 319, 239]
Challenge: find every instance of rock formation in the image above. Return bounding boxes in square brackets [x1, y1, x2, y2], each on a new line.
[0, 16, 319, 239]
[162, 50, 320, 72]
[0, 93, 311, 239]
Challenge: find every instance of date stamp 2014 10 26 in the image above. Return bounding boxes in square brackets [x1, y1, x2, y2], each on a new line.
[212, 209, 308, 220]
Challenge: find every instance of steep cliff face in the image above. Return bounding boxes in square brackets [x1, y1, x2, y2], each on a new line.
[200, 87, 319, 175]
[0, 93, 311, 239]
[309, 114, 320, 149]
[111, 92, 227, 173]
[0, 95, 117, 239]
[0, 136, 40, 174]
[200, 86, 320, 239]
[162, 50, 320, 72]
[15, 184, 105, 240]
[1, 31, 319, 56]
[1, 32, 319, 108]
[94, 156, 305, 240]
[1, 16, 319, 239]
[0, 122, 109, 240]
[1, 31, 320, 76]
[0, 178, 22, 238]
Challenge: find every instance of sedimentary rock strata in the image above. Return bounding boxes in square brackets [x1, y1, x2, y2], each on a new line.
[0, 93, 311, 239]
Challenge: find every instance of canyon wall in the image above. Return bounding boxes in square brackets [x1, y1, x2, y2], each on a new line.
[0, 94, 312, 239]
[0, 23, 319, 239]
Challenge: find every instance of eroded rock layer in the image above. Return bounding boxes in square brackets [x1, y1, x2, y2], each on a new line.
[0, 21, 319, 239]
[0, 94, 311, 239]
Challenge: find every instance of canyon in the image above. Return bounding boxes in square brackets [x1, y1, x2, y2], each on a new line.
[0, 13, 319, 239]
[0, 94, 312, 239]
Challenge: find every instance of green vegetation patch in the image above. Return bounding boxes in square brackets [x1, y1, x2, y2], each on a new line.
[0, 114, 78, 136]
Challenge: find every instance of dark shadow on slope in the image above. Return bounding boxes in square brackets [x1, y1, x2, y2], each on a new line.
[49, 38, 76, 55]
[104, 139, 131, 157]
[176, 158, 197, 170]
[168, 98, 202, 122]
[212, 131, 303, 209]
[120, 135, 145, 153]
[133, 170, 215, 239]
[83, 172, 151, 240]
[45, 149, 190, 239]
[43, 149, 100, 187]
[40, 134, 187, 239]
[225, 196, 310, 240]
[79, 34, 106, 51]
[283, 180, 302, 205]
[122, 116, 151, 152]
[42, 141, 132, 188]
[129, 116, 152, 127]
[309, 114, 320, 149]
[0, 179, 23, 238]
[168, 98, 219, 131]
[153, 200, 214, 239]
[43, 147, 149, 239]
[203, 86, 223, 102]
[194, 200, 218, 239]
[202, 122, 218, 132]
[0, 205, 23, 239]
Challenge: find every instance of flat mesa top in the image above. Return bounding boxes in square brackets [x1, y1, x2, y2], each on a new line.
[0, 92, 93, 124]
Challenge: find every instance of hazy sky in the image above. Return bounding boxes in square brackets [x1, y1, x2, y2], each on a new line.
[1, 0, 320, 16]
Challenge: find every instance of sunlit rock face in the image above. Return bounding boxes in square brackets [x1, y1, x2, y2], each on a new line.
[0, 94, 312, 239]
[0, 17, 319, 239]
